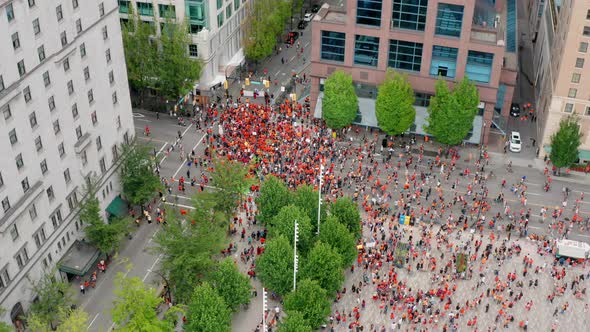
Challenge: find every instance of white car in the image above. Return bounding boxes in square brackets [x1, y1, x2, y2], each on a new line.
[303, 13, 314, 22]
[509, 131, 521, 152]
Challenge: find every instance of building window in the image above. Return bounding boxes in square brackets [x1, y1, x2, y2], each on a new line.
[56, 5, 63, 21]
[17, 60, 26, 77]
[10, 224, 19, 241]
[72, 103, 79, 118]
[96, 136, 102, 150]
[76, 125, 83, 139]
[124, 132, 130, 144]
[50, 209, 62, 228]
[64, 168, 71, 183]
[53, 119, 61, 134]
[88, 89, 94, 104]
[234, 0, 240, 10]
[356, 0, 382, 27]
[0, 172, 3, 187]
[0, 75, 4, 92]
[15, 153, 24, 169]
[392, 0, 428, 31]
[67, 80, 74, 95]
[568, 88, 577, 98]
[119, 0, 130, 14]
[572, 73, 581, 83]
[465, 50, 493, 83]
[76, 18, 82, 33]
[109, 70, 115, 84]
[23, 86, 31, 102]
[106, 49, 111, 62]
[91, 111, 98, 125]
[58, 142, 65, 157]
[100, 157, 107, 173]
[84, 66, 90, 81]
[430, 45, 458, 78]
[67, 192, 78, 210]
[63, 57, 70, 71]
[580, 42, 588, 53]
[435, 3, 463, 37]
[112, 92, 118, 104]
[116, 115, 121, 129]
[564, 103, 574, 113]
[102, 26, 108, 39]
[81, 150, 88, 165]
[46, 186, 55, 200]
[217, 12, 224, 27]
[73, 0, 79, 9]
[217, 0, 223, 10]
[585, 106, 590, 116]
[15, 247, 29, 269]
[33, 18, 41, 35]
[226, 5, 232, 18]
[21, 177, 30, 193]
[584, 26, 590, 37]
[42, 71, 51, 86]
[34, 227, 47, 249]
[321, 31, 345, 62]
[48, 96, 56, 111]
[0, 266, 10, 290]
[6, 3, 14, 22]
[11, 32, 20, 50]
[354, 35, 380, 67]
[38, 45, 46, 62]
[388, 39, 423, 72]
[137, 2, 153, 16]
[2, 197, 10, 212]
[40, 159, 48, 174]
[112, 145, 119, 162]
[29, 204, 37, 220]
[60, 31, 68, 46]
[576, 58, 585, 68]
[35, 136, 43, 151]
[99, 2, 105, 17]
[28, 0, 35, 8]
[80, 43, 87, 58]
[9, 129, 18, 145]
[3, 105, 11, 120]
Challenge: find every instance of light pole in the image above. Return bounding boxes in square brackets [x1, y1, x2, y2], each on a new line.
[293, 220, 299, 291]
[317, 164, 324, 235]
[262, 288, 268, 332]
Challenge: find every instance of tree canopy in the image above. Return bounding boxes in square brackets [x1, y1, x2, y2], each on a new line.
[209, 158, 254, 218]
[122, 7, 157, 94]
[210, 259, 251, 312]
[27, 273, 73, 330]
[375, 69, 416, 135]
[293, 184, 325, 233]
[276, 310, 312, 332]
[256, 175, 291, 225]
[322, 71, 358, 129]
[300, 242, 344, 296]
[185, 282, 231, 332]
[256, 236, 294, 295]
[318, 216, 358, 268]
[28, 308, 88, 332]
[269, 205, 314, 253]
[283, 279, 331, 329]
[119, 144, 163, 207]
[550, 115, 583, 169]
[242, 0, 291, 62]
[329, 197, 361, 238]
[425, 78, 479, 145]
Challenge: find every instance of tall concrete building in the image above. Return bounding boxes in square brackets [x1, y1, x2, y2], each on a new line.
[118, 0, 249, 91]
[310, 0, 518, 145]
[0, 0, 134, 326]
[526, 0, 590, 161]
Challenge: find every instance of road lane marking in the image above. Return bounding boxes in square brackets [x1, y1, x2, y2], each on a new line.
[275, 70, 281, 76]
[156, 142, 167, 157]
[135, 118, 152, 123]
[137, 136, 168, 144]
[87, 313, 99, 330]
[164, 202, 195, 209]
[142, 254, 163, 282]
[172, 133, 206, 179]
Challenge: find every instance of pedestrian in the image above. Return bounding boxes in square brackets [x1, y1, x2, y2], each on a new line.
[80, 282, 85, 295]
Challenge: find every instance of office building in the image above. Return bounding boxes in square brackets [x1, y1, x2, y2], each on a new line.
[118, 0, 249, 91]
[0, 0, 134, 326]
[310, 0, 518, 145]
[526, 0, 590, 161]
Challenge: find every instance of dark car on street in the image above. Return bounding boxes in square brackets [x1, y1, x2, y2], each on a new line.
[312, 4, 320, 13]
[297, 20, 307, 29]
[510, 103, 521, 117]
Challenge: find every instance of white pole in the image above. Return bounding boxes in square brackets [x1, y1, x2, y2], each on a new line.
[293, 220, 298, 291]
[317, 165, 324, 235]
[262, 288, 267, 332]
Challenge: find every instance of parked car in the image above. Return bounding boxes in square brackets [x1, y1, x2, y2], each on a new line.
[297, 20, 307, 29]
[303, 12, 314, 22]
[509, 131, 522, 152]
[284, 31, 300, 45]
[312, 4, 320, 13]
[510, 103, 521, 117]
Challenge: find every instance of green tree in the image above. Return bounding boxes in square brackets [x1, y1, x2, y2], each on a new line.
[322, 71, 358, 129]
[0, 308, 12, 332]
[210, 259, 251, 312]
[28, 308, 88, 332]
[300, 242, 343, 296]
[153, 209, 226, 304]
[550, 115, 583, 170]
[293, 184, 326, 233]
[27, 273, 73, 330]
[276, 310, 312, 332]
[375, 69, 416, 135]
[318, 216, 358, 267]
[185, 282, 231, 332]
[269, 205, 314, 253]
[120, 144, 163, 207]
[121, 7, 158, 101]
[156, 17, 202, 102]
[111, 273, 180, 331]
[243, 0, 292, 62]
[256, 175, 291, 224]
[256, 236, 294, 295]
[283, 279, 331, 329]
[425, 78, 479, 146]
[209, 157, 254, 218]
[329, 197, 361, 238]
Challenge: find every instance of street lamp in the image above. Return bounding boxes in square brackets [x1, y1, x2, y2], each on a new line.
[317, 165, 324, 235]
[262, 288, 268, 332]
[293, 220, 299, 291]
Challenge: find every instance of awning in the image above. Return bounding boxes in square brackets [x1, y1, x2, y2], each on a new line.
[106, 196, 127, 219]
[543, 146, 590, 161]
[58, 241, 100, 276]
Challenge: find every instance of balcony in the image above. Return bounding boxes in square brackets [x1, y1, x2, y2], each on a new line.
[470, 0, 505, 45]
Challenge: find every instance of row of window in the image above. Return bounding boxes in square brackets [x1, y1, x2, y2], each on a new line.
[320, 31, 494, 82]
